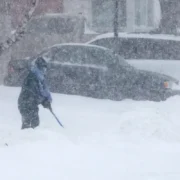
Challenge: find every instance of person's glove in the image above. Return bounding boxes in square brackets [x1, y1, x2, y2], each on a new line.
[42, 99, 51, 109]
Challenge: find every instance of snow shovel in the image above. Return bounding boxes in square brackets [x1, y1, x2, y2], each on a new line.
[49, 106, 64, 128]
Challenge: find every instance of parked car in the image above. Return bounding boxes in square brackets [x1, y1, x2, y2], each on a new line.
[87, 32, 180, 60]
[4, 44, 180, 101]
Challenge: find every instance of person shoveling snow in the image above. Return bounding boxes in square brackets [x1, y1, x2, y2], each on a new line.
[18, 57, 52, 129]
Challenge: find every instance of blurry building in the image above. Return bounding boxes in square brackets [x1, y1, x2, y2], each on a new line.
[10, 0, 161, 34]
[126, 0, 161, 32]
[11, 0, 63, 29]
[63, 0, 161, 33]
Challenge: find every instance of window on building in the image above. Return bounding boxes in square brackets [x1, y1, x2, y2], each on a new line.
[135, 0, 141, 26]
[92, 0, 113, 33]
[147, 0, 154, 26]
[134, 0, 154, 28]
[91, 0, 126, 33]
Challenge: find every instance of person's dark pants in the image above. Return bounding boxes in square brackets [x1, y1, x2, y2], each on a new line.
[19, 106, 39, 129]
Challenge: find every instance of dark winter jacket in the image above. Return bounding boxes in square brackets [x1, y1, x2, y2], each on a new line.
[18, 65, 52, 113]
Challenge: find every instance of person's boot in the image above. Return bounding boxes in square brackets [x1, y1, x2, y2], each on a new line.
[21, 122, 31, 130]
[31, 121, 39, 129]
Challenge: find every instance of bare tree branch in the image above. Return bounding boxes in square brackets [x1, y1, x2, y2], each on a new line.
[0, 0, 39, 56]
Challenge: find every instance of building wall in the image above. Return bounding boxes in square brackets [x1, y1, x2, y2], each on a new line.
[63, 0, 92, 26]
[64, 0, 161, 33]
[126, 0, 161, 32]
[9, 0, 162, 35]
[64, 0, 127, 33]
[11, 0, 63, 29]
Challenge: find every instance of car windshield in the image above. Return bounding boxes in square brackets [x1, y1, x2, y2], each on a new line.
[38, 45, 134, 71]
[108, 49, 134, 69]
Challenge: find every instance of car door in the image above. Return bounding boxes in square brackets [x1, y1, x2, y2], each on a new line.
[82, 47, 111, 98]
[58, 46, 88, 95]
[44, 46, 77, 94]
[104, 51, 138, 100]
[44, 45, 98, 96]
[61, 45, 107, 97]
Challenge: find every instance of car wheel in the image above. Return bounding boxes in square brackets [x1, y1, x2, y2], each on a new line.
[106, 87, 124, 101]
[149, 91, 168, 102]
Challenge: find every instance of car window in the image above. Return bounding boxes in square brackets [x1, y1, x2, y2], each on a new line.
[49, 46, 87, 64]
[120, 38, 180, 60]
[50, 47, 72, 63]
[41, 49, 54, 62]
[90, 37, 180, 60]
[68, 46, 86, 64]
[84, 47, 114, 66]
[118, 38, 146, 59]
[90, 38, 119, 52]
[86, 46, 132, 70]
[92, 38, 146, 59]
[39, 45, 132, 70]
[39, 46, 70, 63]
[148, 39, 180, 60]
[47, 45, 113, 67]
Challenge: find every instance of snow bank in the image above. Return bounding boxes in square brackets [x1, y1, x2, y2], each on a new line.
[0, 85, 180, 180]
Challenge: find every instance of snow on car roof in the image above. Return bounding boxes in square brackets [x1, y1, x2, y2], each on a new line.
[87, 32, 180, 43]
[51, 43, 110, 51]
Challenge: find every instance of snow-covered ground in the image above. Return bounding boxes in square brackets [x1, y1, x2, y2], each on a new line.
[0, 85, 180, 180]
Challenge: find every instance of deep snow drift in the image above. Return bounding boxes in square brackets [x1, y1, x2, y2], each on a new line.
[0, 85, 180, 180]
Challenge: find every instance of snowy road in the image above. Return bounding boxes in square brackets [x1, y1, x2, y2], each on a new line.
[0, 85, 180, 180]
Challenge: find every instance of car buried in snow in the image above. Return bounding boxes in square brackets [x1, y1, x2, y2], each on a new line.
[86, 32, 180, 60]
[4, 43, 180, 101]
[86, 32, 180, 76]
